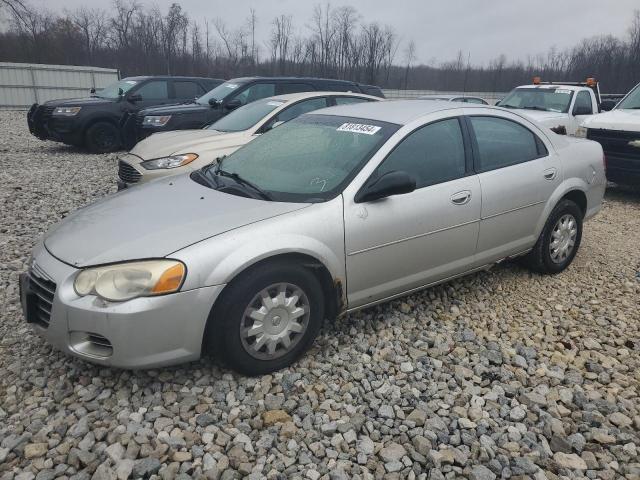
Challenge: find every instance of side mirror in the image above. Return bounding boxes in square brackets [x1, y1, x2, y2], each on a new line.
[224, 98, 242, 111]
[355, 171, 416, 203]
[118, 87, 124, 96]
[208, 98, 220, 107]
[127, 93, 142, 103]
[599, 99, 616, 112]
[90, 87, 96, 94]
[573, 105, 592, 116]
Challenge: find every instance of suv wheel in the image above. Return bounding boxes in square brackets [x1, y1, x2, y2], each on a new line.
[85, 121, 120, 153]
[526, 199, 583, 274]
[207, 261, 324, 375]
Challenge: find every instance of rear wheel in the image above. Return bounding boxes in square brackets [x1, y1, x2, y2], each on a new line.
[525, 199, 583, 274]
[85, 121, 120, 153]
[206, 262, 324, 375]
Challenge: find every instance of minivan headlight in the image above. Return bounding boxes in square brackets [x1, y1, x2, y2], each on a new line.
[143, 115, 172, 127]
[141, 153, 198, 170]
[54, 106, 81, 116]
[74, 260, 186, 302]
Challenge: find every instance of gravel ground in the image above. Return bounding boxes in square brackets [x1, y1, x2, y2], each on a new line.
[0, 110, 639, 480]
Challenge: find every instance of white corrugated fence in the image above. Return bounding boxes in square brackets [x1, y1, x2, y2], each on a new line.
[0, 62, 120, 109]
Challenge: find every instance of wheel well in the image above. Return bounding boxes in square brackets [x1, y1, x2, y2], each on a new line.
[83, 117, 120, 141]
[217, 253, 341, 320]
[561, 190, 587, 217]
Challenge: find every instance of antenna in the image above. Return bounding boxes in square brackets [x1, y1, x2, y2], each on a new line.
[462, 52, 471, 97]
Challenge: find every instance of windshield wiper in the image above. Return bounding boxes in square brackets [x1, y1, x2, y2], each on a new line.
[521, 106, 549, 111]
[213, 159, 271, 200]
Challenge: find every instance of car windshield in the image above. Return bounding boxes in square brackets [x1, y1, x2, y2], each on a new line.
[207, 98, 286, 132]
[96, 79, 139, 99]
[616, 83, 640, 109]
[201, 114, 398, 202]
[196, 80, 247, 105]
[499, 88, 574, 113]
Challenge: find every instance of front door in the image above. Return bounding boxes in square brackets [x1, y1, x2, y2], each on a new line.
[344, 117, 481, 308]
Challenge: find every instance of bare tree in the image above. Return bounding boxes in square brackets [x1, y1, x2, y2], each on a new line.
[70, 7, 107, 63]
[403, 40, 416, 89]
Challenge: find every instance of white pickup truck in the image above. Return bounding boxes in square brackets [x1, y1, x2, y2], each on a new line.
[580, 81, 640, 186]
[497, 78, 600, 136]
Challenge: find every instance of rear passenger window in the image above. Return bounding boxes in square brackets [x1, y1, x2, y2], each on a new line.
[135, 81, 169, 100]
[334, 96, 372, 105]
[174, 81, 204, 99]
[277, 83, 314, 94]
[469, 116, 544, 172]
[377, 118, 466, 188]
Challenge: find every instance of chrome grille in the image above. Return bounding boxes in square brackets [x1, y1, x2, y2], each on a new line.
[118, 160, 142, 184]
[28, 264, 56, 328]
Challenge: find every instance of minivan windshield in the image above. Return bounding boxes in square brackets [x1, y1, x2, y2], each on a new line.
[207, 98, 286, 132]
[499, 87, 574, 113]
[197, 80, 247, 105]
[201, 114, 398, 202]
[97, 79, 139, 99]
[616, 83, 640, 109]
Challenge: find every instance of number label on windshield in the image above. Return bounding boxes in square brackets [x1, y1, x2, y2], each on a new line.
[554, 89, 572, 95]
[337, 123, 381, 135]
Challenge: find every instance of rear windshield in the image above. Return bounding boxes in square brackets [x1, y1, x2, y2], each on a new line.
[208, 98, 285, 132]
[197, 80, 248, 105]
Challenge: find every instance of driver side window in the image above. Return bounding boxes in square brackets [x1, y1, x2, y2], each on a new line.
[274, 98, 328, 124]
[232, 83, 276, 106]
[134, 81, 169, 100]
[376, 118, 467, 189]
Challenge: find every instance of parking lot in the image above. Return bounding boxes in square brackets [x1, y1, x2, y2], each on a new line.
[0, 109, 639, 479]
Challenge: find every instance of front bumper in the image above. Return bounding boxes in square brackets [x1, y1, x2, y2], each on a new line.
[21, 243, 225, 369]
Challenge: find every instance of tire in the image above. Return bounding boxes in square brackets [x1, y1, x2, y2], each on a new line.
[206, 261, 325, 375]
[525, 199, 583, 274]
[85, 121, 120, 153]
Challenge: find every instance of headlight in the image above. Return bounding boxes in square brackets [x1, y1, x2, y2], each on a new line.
[574, 126, 588, 138]
[54, 106, 81, 116]
[142, 115, 172, 127]
[73, 260, 186, 302]
[141, 153, 199, 170]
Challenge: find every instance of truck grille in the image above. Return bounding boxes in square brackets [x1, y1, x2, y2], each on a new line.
[118, 160, 142, 184]
[587, 129, 640, 162]
[28, 264, 56, 328]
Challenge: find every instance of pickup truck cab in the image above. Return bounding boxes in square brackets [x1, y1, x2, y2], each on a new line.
[580, 81, 640, 185]
[497, 78, 600, 136]
[27, 76, 224, 153]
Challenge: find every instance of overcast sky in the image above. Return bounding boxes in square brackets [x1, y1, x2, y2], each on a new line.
[37, 0, 639, 65]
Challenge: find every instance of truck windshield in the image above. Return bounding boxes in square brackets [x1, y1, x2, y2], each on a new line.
[197, 81, 247, 105]
[200, 114, 398, 202]
[499, 88, 574, 113]
[207, 98, 286, 132]
[97, 79, 139, 99]
[616, 83, 640, 109]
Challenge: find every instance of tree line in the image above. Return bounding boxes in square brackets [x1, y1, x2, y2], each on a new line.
[0, 0, 639, 94]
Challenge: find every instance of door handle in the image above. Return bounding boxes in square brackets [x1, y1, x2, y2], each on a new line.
[543, 168, 557, 180]
[450, 190, 471, 205]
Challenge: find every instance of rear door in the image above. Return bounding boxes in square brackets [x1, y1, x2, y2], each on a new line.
[343, 114, 481, 307]
[466, 110, 561, 264]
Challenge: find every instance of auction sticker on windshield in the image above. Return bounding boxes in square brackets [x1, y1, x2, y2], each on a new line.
[337, 123, 381, 135]
[554, 89, 572, 94]
[267, 101, 285, 106]
[225, 84, 239, 89]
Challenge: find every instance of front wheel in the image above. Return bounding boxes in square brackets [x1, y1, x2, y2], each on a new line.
[525, 199, 583, 274]
[207, 262, 325, 375]
[85, 121, 120, 153]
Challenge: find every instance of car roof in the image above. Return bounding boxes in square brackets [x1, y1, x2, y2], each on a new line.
[311, 99, 486, 125]
[122, 76, 224, 81]
[260, 91, 382, 103]
[227, 76, 359, 85]
[516, 85, 586, 91]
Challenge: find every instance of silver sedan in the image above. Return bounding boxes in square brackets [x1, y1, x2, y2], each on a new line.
[21, 101, 606, 374]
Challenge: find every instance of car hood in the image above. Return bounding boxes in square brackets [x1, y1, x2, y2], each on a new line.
[44, 174, 308, 267]
[131, 129, 250, 160]
[516, 109, 567, 125]
[581, 109, 640, 132]
[140, 102, 210, 116]
[43, 96, 114, 107]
